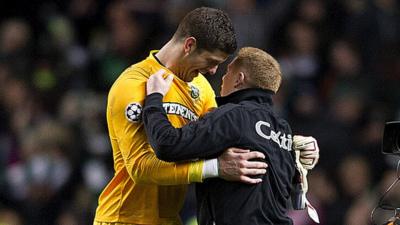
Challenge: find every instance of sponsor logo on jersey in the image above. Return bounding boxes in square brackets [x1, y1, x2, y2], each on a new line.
[125, 102, 142, 122]
[190, 84, 200, 99]
[255, 121, 292, 151]
[163, 102, 198, 121]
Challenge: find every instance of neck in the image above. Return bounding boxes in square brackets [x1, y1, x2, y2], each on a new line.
[155, 40, 182, 71]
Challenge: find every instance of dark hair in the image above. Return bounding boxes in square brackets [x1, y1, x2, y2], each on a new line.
[174, 7, 237, 54]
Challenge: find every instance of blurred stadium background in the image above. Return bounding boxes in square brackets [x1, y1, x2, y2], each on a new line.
[0, 0, 399, 224]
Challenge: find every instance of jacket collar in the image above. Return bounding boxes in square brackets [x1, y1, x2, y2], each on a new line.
[216, 88, 274, 106]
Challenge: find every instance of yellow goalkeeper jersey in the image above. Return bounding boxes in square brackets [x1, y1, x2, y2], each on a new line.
[94, 50, 217, 225]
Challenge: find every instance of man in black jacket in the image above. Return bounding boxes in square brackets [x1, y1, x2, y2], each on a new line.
[143, 47, 318, 225]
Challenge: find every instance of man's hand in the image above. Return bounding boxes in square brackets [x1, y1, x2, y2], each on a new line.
[147, 69, 174, 96]
[218, 148, 268, 184]
[293, 135, 319, 170]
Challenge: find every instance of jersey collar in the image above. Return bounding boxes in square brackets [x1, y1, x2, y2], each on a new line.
[216, 88, 274, 106]
[148, 50, 165, 67]
[146, 50, 190, 85]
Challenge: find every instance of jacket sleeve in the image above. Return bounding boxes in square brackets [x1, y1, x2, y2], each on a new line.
[109, 76, 203, 185]
[143, 93, 242, 162]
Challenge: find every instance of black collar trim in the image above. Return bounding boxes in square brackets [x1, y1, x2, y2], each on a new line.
[216, 88, 274, 106]
[152, 52, 165, 67]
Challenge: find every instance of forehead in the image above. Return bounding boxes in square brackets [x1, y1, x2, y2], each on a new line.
[198, 49, 229, 62]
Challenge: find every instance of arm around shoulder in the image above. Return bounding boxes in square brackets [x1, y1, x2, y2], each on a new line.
[143, 99, 243, 162]
[110, 78, 204, 184]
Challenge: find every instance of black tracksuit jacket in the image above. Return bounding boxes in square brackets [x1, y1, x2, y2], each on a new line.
[143, 88, 295, 225]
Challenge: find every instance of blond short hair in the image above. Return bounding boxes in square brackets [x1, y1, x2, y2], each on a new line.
[234, 47, 282, 93]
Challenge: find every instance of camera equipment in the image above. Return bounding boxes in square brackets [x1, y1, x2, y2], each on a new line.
[382, 121, 400, 155]
[371, 121, 400, 225]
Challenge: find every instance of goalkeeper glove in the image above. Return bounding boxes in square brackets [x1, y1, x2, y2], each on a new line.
[293, 135, 320, 170]
[292, 135, 320, 223]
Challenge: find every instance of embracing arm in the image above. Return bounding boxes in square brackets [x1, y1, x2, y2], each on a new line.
[143, 93, 241, 162]
[139, 69, 268, 184]
[108, 75, 206, 185]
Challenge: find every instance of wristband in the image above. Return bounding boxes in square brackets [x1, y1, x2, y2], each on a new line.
[202, 158, 219, 179]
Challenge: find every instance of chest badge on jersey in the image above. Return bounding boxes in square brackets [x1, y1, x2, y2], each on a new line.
[125, 102, 142, 122]
[190, 84, 200, 99]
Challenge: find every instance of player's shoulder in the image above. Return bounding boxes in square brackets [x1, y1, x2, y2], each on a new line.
[235, 101, 277, 121]
[109, 65, 148, 98]
[121, 60, 152, 80]
[248, 102, 292, 133]
[204, 103, 243, 121]
[277, 116, 292, 133]
[111, 59, 152, 88]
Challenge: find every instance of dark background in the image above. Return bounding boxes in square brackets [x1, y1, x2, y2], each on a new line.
[0, 0, 399, 224]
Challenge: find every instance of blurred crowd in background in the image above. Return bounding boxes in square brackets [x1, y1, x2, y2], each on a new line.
[0, 0, 399, 224]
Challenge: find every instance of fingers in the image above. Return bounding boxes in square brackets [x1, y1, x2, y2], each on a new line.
[300, 150, 319, 157]
[293, 136, 317, 148]
[219, 148, 268, 184]
[293, 135, 310, 145]
[147, 69, 165, 88]
[296, 141, 316, 149]
[293, 135, 320, 170]
[165, 74, 174, 84]
[241, 168, 267, 176]
[149, 69, 173, 82]
[147, 69, 175, 96]
[227, 148, 265, 161]
[233, 157, 268, 184]
[227, 148, 265, 160]
[243, 160, 268, 169]
[238, 176, 263, 184]
[299, 143, 318, 152]
[229, 147, 250, 153]
[240, 151, 265, 160]
[153, 69, 166, 78]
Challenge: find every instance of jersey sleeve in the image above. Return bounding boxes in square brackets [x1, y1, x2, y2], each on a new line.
[143, 93, 242, 162]
[108, 74, 203, 184]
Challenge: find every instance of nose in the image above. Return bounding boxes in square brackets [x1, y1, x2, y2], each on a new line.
[207, 65, 218, 75]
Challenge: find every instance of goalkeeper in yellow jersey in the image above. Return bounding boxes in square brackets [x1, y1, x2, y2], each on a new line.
[93, 7, 269, 225]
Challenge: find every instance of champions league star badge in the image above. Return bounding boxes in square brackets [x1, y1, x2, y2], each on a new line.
[190, 85, 200, 99]
[125, 102, 142, 122]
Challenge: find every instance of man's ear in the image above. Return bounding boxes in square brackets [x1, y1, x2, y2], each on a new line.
[183, 37, 197, 55]
[234, 72, 246, 88]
